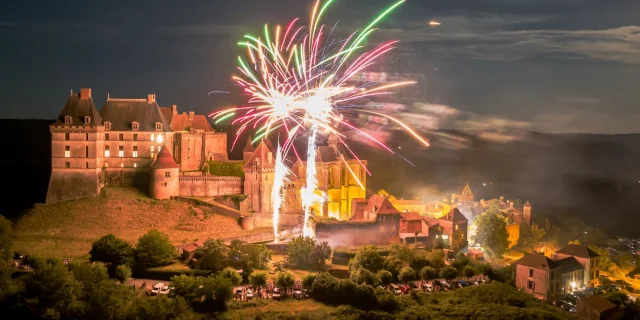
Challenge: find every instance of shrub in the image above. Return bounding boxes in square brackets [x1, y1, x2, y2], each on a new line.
[463, 265, 476, 279]
[249, 271, 268, 287]
[198, 239, 229, 272]
[135, 229, 177, 267]
[220, 267, 242, 285]
[440, 266, 458, 280]
[89, 234, 135, 268]
[377, 270, 393, 286]
[115, 264, 132, 284]
[398, 267, 417, 283]
[286, 236, 331, 269]
[420, 266, 437, 281]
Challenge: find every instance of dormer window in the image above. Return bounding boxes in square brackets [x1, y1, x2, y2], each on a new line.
[104, 121, 111, 130]
[64, 116, 72, 125]
[132, 122, 139, 131]
[84, 116, 91, 125]
[155, 122, 162, 131]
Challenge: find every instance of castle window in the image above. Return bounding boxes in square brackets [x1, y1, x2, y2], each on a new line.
[134, 163, 137, 168]
[86, 162, 89, 168]
[84, 116, 90, 125]
[151, 134, 155, 142]
[105, 162, 108, 168]
[155, 122, 162, 131]
[105, 133, 109, 141]
[86, 133, 89, 140]
[65, 162, 70, 168]
[150, 146, 155, 158]
[104, 121, 111, 130]
[157, 134, 164, 144]
[119, 133, 124, 141]
[85, 146, 89, 158]
[133, 146, 138, 158]
[65, 146, 70, 158]
[104, 146, 110, 157]
[64, 116, 72, 125]
[133, 134, 138, 141]
[165, 171, 171, 178]
[120, 163, 124, 168]
[132, 122, 139, 131]
[118, 146, 124, 157]
[65, 132, 70, 140]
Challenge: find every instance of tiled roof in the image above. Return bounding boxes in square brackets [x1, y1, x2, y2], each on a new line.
[151, 145, 179, 169]
[243, 139, 275, 169]
[423, 216, 440, 227]
[376, 198, 401, 215]
[53, 93, 102, 127]
[514, 253, 556, 270]
[159, 107, 174, 124]
[400, 212, 423, 221]
[100, 98, 171, 132]
[392, 199, 424, 206]
[170, 113, 214, 132]
[555, 244, 600, 259]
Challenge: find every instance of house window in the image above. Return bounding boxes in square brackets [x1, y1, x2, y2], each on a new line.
[133, 146, 138, 158]
[104, 146, 110, 157]
[86, 162, 89, 168]
[165, 171, 171, 178]
[65, 146, 70, 158]
[120, 163, 124, 168]
[455, 225, 459, 230]
[105, 162, 108, 168]
[118, 146, 124, 157]
[104, 122, 111, 130]
[65, 162, 70, 168]
[86, 133, 89, 140]
[84, 116, 90, 125]
[65, 132, 70, 140]
[64, 116, 72, 125]
[133, 134, 138, 141]
[134, 163, 137, 168]
[151, 134, 155, 142]
[529, 268, 534, 277]
[119, 133, 124, 141]
[527, 280, 535, 290]
[155, 122, 162, 131]
[151, 146, 155, 158]
[157, 134, 164, 144]
[132, 122, 139, 131]
[105, 133, 110, 141]
[85, 146, 89, 158]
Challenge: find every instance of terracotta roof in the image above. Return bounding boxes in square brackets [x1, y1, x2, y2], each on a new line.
[100, 98, 171, 132]
[514, 253, 556, 270]
[423, 216, 440, 227]
[552, 257, 584, 274]
[400, 212, 423, 221]
[440, 208, 468, 222]
[170, 113, 214, 132]
[151, 145, 179, 169]
[364, 194, 386, 213]
[392, 199, 424, 206]
[243, 139, 275, 169]
[579, 295, 617, 313]
[176, 243, 199, 252]
[376, 198, 401, 215]
[53, 93, 103, 127]
[555, 244, 600, 259]
[243, 137, 255, 152]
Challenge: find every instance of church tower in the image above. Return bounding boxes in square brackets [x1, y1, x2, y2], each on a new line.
[523, 201, 532, 225]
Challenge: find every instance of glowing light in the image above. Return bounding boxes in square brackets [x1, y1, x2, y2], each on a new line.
[271, 143, 290, 240]
[429, 20, 441, 26]
[157, 134, 164, 144]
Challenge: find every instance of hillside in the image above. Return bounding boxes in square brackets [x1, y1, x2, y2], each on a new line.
[13, 187, 254, 258]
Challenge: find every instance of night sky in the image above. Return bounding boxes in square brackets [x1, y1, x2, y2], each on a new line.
[1, 0, 638, 133]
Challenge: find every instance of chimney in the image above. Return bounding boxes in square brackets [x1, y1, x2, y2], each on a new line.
[188, 111, 194, 120]
[80, 88, 92, 100]
[172, 105, 178, 114]
[147, 94, 156, 103]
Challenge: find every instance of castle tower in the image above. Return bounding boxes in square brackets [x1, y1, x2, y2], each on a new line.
[243, 136, 255, 161]
[150, 145, 180, 199]
[242, 139, 275, 213]
[46, 88, 105, 203]
[523, 201, 532, 225]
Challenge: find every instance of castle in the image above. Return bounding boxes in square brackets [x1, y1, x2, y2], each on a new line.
[47, 88, 365, 223]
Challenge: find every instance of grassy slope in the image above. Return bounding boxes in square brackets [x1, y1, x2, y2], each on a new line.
[13, 187, 257, 258]
[225, 299, 334, 320]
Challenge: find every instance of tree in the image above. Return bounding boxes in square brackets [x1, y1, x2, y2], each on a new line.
[433, 237, 444, 250]
[377, 270, 393, 286]
[529, 223, 546, 244]
[276, 271, 295, 291]
[115, 264, 132, 284]
[286, 236, 331, 269]
[250, 271, 268, 288]
[170, 274, 203, 302]
[463, 265, 475, 279]
[383, 256, 404, 280]
[23, 262, 84, 318]
[426, 250, 445, 270]
[390, 243, 414, 264]
[301, 274, 316, 290]
[126, 295, 198, 319]
[588, 245, 621, 274]
[135, 229, 176, 267]
[0, 215, 12, 262]
[200, 274, 233, 311]
[349, 245, 384, 273]
[351, 267, 378, 286]
[440, 266, 457, 280]
[220, 267, 241, 285]
[544, 217, 552, 233]
[398, 267, 416, 284]
[68, 261, 109, 292]
[89, 234, 134, 268]
[198, 239, 229, 272]
[420, 266, 437, 281]
[474, 211, 509, 257]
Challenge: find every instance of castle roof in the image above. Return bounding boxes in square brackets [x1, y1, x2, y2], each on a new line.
[159, 107, 174, 124]
[100, 97, 171, 132]
[150, 145, 179, 169]
[524, 201, 531, 207]
[243, 137, 255, 152]
[514, 253, 556, 270]
[170, 113, 214, 132]
[555, 244, 600, 259]
[53, 92, 102, 127]
[243, 139, 275, 169]
[440, 208, 468, 223]
[376, 198, 401, 215]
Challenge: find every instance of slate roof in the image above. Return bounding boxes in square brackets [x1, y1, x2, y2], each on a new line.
[440, 208, 468, 222]
[150, 145, 179, 169]
[553, 257, 585, 274]
[53, 93, 103, 127]
[514, 253, 556, 270]
[170, 113, 214, 132]
[100, 98, 171, 132]
[159, 107, 174, 124]
[555, 244, 600, 259]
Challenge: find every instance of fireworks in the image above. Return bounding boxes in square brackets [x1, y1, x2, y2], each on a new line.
[211, 0, 430, 239]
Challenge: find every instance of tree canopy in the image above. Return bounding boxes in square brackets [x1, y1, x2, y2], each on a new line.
[474, 211, 510, 257]
[135, 229, 176, 267]
[349, 245, 384, 273]
[89, 234, 134, 267]
[198, 239, 229, 272]
[286, 236, 331, 269]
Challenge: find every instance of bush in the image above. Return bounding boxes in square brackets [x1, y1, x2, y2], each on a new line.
[89, 234, 134, 268]
[377, 270, 393, 286]
[349, 245, 384, 273]
[420, 266, 437, 281]
[398, 267, 417, 283]
[276, 271, 295, 290]
[221, 267, 242, 285]
[135, 229, 177, 267]
[286, 236, 331, 269]
[351, 267, 379, 286]
[170, 274, 203, 302]
[0, 215, 12, 261]
[115, 264, 132, 284]
[440, 266, 458, 280]
[207, 161, 245, 178]
[198, 238, 229, 272]
[302, 274, 317, 290]
[463, 265, 475, 279]
[132, 268, 211, 281]
[250, 271, 268, 287]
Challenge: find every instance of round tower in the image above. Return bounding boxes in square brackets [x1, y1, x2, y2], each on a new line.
[150, 144, 180, 200]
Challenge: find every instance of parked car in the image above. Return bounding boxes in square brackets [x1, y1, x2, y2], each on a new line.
[471, 281, 480, 285]
[246, 289, 254, 299]
[272, 288, 282, 300]
[408, 282, 419, 291]
[390, 284, 403, 295]
[424, 283, 433, 292]
[400, 284, 411, 294]
[293, 290, 304, 300]
[553, 299, 567, 307]
[560, 302, 574, 311]
[593, 287, 606, 295]
[459, 280, 470, 287]
[573, 291, 587, 299]
[159, 285, 170, 295]
[151, 283, 165, 296]
[615, 279, 631, 286]
[569, 306, 576, 313]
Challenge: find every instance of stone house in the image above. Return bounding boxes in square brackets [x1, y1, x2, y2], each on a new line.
[554, 244, 601, 288]
[577, 295, 622, 320]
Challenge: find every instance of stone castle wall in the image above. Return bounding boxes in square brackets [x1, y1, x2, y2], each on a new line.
[46, 169, 102, 204]
[178, 175, 242, 197]
[253, 212, 301, 229]
[103, 168, 150, 188]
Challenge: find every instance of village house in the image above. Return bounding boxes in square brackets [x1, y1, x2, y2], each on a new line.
[577, 295, 623, 320]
